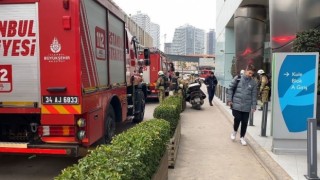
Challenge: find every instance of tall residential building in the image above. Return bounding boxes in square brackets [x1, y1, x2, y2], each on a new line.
[171, 25, 205, 55]
[150, 22, 160, 48]
[207, 29, 216, 55]
[131, 11, 161, 49]
[131, 11, 150, 34]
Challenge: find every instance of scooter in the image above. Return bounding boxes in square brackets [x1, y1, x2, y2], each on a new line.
[185, 81, 206, 110]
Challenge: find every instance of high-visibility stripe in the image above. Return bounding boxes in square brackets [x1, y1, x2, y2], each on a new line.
[54, 106, 70, 114]
[41, 105, 81, 114]
[63, 105, 81, 114]
[43, 105, 60, 114]
[1, 102, 35, 107]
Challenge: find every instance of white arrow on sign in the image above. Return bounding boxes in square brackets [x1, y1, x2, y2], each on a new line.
[284, 72, 289, 77]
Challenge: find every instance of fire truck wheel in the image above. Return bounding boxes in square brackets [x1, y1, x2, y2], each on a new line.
[104, 105, 116, 144]
[133, 91, 145, 123]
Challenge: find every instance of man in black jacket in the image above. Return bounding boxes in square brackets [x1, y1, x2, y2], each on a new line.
[204, 71, 218, 106]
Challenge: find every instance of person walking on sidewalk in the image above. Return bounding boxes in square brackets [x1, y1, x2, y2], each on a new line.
[204, 71, 218, 106]
[226, 64, 257, 146]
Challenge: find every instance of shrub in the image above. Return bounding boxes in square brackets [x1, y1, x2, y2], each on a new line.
[153, 104, 180, 136]
[55, 119, 170, 180]
[163, 95, 183, 113]
[292, 29, 320, 53]
[292, 28, 320, 94]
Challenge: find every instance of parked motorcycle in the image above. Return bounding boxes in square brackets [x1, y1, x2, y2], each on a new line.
[185, 81, 206, 110]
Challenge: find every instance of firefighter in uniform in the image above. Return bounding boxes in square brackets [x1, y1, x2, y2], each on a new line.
[177, 72, 188, 111]
[176, 73, 183, 96]
[189, 71, 198, 84]
[257, 69, 270, 111]
[156, 71, 166, 103]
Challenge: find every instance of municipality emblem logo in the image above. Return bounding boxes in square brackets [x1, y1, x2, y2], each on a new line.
[44, 37, 70, 62]
[50, 37, 61, 53]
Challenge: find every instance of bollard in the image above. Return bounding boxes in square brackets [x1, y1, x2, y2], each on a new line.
[217, 85, 221, 100]
[305, 118, 319, 180]
[260, 102, 268, 137]
[219, 85, 222, 100]
[215, 85, 219, 99]
[222, 87, 225, 103]
[249, 111, 254, 126]
[220, 85, 222, 100]
[225, 88, 229, 105]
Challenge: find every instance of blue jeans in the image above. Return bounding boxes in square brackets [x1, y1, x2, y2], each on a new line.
[207, 87, 215, 103]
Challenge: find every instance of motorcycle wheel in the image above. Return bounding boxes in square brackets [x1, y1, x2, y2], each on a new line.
[192, 104, 201, 110]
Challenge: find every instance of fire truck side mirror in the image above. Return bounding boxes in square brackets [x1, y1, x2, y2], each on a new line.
[144, 48, 150, 66]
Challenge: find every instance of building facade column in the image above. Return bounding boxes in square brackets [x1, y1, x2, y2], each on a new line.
[234, 5, 267, 72]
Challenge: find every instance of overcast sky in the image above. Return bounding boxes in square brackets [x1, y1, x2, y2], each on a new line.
[112, 0, 216, 49]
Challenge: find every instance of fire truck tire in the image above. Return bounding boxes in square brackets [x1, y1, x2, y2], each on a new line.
[133, 90, 145, 123]
[103, 105, 116, 144]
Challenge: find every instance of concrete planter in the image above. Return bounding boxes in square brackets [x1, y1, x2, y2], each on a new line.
[152, 150, 168, 180]
[167, 120, 181, 168]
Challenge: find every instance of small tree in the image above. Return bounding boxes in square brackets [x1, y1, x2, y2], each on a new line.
[292, 28, 320, 94]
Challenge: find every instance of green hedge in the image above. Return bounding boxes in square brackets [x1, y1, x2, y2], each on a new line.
[163, 95, 183, 113]
[154, 95, 181, 136]
[55, 119, 170, 180]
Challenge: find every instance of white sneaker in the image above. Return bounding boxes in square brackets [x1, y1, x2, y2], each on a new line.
[240, 137, 247, 146]
[230, 131, 237, 141]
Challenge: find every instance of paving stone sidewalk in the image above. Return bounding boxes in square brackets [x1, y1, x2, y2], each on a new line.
[168, 100, 274, 180]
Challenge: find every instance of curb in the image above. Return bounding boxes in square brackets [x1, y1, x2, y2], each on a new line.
[215, 100, 293, 180]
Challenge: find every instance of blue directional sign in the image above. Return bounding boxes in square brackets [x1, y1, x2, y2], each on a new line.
[278, 55, 316, 132]
[272, 52, 319, 154]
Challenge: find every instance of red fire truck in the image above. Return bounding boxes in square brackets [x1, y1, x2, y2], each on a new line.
[199, 66, 214, 81]
[0, 0, 149, 156]
[140, 48, 171, 99]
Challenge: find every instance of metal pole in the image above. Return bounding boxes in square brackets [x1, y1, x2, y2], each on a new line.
[305, 118, 319, 180]
[225, 88, 229, 105]
[217, 85, 220, 100]
[222, 87, 225, 103]
[260, 102, 268, 137]
[249, 111, 254, 126]
[216, 85, 220, 99]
